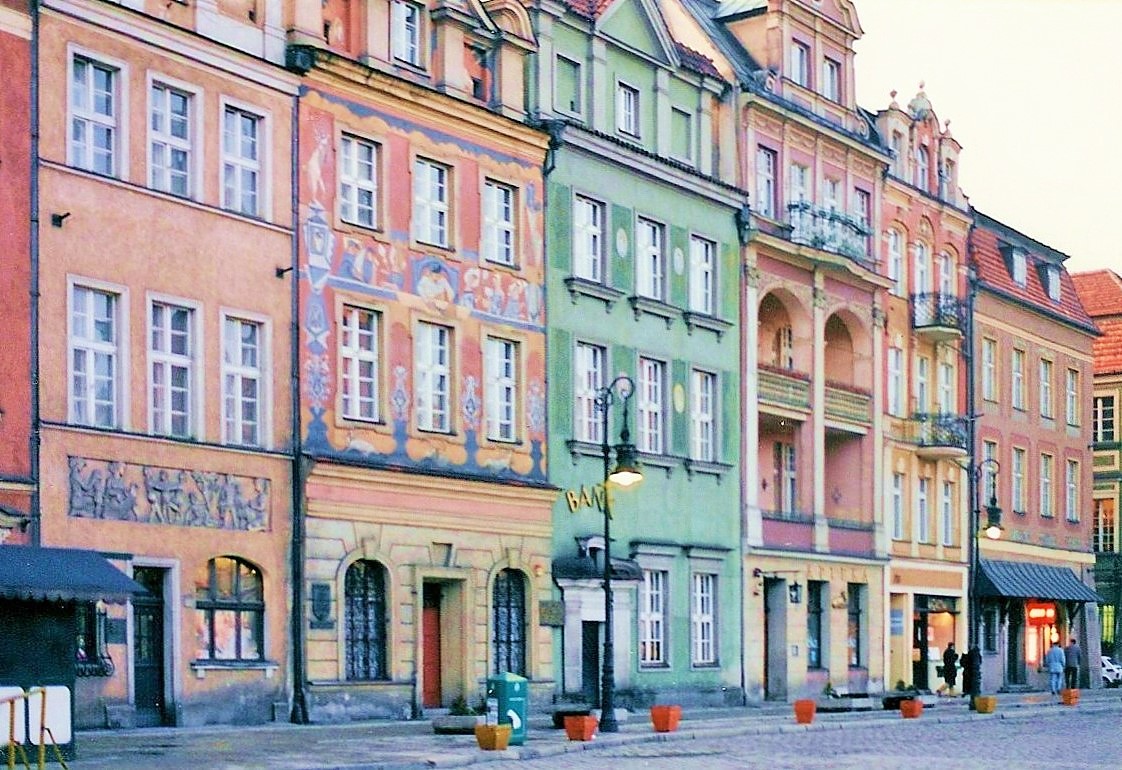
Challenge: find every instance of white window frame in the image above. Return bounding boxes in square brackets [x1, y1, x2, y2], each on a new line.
[339, 133, 379, 229]
[391, 0, 423, 67]
[68, 48, 126, 178]
[68, 278, 128, 429]
[1012, 447, 1026, 512]
[339, 304, 381, 422]
[778, 442, 797, 513]
[414, 321, 452, 433]
[1011, 348, 1025, 410]
[937, 361, 954, 413]
[1094, 395, 1116, 443]
[1040, 453, 1054, 518]
[148, 296, 199, 439]
[1011, 248, 1028, 286]
[572, 194, 605, 282]
[413, 158, 450, 247]
[688, 235, 716, 315]
[914, 355, 929, 413]
[821, 56, 841, 101]
[915, 146, 930, 191]
[221, 100, 266, 218]
[148, 77, 196, 198]
[891, 472, 904, 540]
[616, 81, 640, 137]
[914, 242, 931, 295]
[1046, 266, 1061, 301]
[639, 569, 667, 666]
[789, 163, 810, 205]
[936, 251, 955, 296]
[790, 40, 810, 87]
[1066, 368, 1080, 426]
[637, 356, 665, 454]
[755, 146, 776, 218]
[941, 481, 954, 546]
[482, 180, 516, 266]
[485, 335, 519, 442]
[982, 338, 997, 401]
[221, 311, 268, 448]
[691, 572, 716, 666]
[888, 346, 904, 417]
[690, 369, 716, 462]
[574, 342, 605, 443]
[636, 217, 665, 300]
[917, 477, 930, 543]
[1039, 358, 1053, 418]
[1066, 459, 1079, 523]
[887, 229, 904, 296]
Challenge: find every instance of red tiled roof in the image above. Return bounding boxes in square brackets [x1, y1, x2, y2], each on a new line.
[970, 222, 1096, 332]
[675, 42, 724, 81]
[559, 0, 613, 20]
[1092, 317, 1122, 375]
[1072, 270, 1122, 317]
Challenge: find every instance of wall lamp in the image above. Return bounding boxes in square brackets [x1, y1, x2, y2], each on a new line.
[275, 266, 295, 279]
[51, 212, 71, 227]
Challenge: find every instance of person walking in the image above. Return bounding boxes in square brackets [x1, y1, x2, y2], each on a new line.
[1065, 637, 1083, 690]
[1045, 640, 1066, 696]
[939, 643, 959, 695]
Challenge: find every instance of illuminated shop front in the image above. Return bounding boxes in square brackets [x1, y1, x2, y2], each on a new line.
[912, 595, 959, 691]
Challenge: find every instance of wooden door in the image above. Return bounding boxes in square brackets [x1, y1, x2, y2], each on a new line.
[422, 584, 442, 708]
[132, 567, 166, 726]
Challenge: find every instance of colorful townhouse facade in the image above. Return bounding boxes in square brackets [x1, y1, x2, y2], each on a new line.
[969, 211, 1100, 692]
[1072, 270, 1122, 662]
[528, 0, 746, 708]
[30, 0, 298, 728]
[285, 0, 558, 721]
[873, 89, 973, 691]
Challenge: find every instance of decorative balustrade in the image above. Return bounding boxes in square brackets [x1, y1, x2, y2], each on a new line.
[787, 201, 873, 265]
[758, 365, 811, 410]
[824, 382, 872, 424]
[909, 412, 969, 457]
[911, 292, 964, 336]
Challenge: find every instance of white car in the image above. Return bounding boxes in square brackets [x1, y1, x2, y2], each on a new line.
[1102, 655, 1122, 688]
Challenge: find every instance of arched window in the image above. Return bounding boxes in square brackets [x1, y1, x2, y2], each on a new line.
[195, 556, 264, 661]
[345, 560, 388, 680]
[492, 569, 526, 676]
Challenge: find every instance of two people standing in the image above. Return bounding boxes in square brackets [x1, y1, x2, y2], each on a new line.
[1046, 636, 1083, 695]
[938, 643, 958, 695]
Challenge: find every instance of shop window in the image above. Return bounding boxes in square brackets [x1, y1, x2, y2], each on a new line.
[492, 568, 526, 676]
[194, 556, 264, 662]
[76, 602, 114, 677]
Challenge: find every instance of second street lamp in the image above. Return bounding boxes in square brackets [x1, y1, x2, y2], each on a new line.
[966, 457, 1002, 708]
[596, 375, 642, 733]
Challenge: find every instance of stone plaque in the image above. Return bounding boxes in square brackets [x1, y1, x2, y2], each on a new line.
[539, 600, 565, 627]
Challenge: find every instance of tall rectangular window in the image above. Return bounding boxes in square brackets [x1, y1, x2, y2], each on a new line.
[70, 55, 118, 176]
[688, 235, 716, 315]
[414, 322, 451, 432]
[756, 146, 776, 218]
[914, 242, 931, 295]
[821, 56, 841, 101]
[149, 301, 194, 438]
[222, 316, 263, 446]
[339, 135, 378, 228]
[1066, 459, 1079, 523]
[917, 477, 930, 543]
[1040, 453, 1054, 518]
[616, 83, 639, 136]
[413, 158, 449, 247]
[482, 180, 516, 265]
[1039, 358, 1054, 418]
[937, 362, 954, 413]
[574, 342, 605, 443]
[70, 285, 120, 428]
[637, 357, 665, 454]
[887, 229, 904, 296]
[572, 196, 605, 282]
[807, 581, 826, 668]
[690, 369, 716, 462]
[790, 41, 810, 86]
[891, 472, 904, 540]
[847, 584, 864, 667]
[1095, 396, 1116, 443]
[340, 306, 380, 422]
[982, 338, 997, 401]
[222, 106, 261, 217]
[915, 146, 930, 192]
[1011, 248, 1027, 286]
[639, 569, 667, 665]
[888, 346, 904, 416]
[1011, 348, 1025, 410]
[1012, 447, 1026, 512]
[914, 355, 929, 413]
[636, 218, 665, 300]
[485, 336, 519, 442]
[941, 481, 954, 546]
[1066, 369, 1080, 426]
[150, 82, 192, 197]
[391, 0, 422, 66]
[691, 573, 716, 666]
[1094, 499, 1116, 553]
[777, 442, 797, 512]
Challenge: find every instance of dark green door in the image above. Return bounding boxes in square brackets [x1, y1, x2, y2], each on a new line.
[132, 568, 166, 726]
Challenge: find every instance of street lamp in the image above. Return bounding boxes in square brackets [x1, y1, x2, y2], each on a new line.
[967, 457, 1002, 708]
[596, 375, 642, 733]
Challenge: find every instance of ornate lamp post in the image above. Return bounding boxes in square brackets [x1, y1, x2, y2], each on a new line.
[967, 457, 1003, 708]
[596, 375, 642, 733]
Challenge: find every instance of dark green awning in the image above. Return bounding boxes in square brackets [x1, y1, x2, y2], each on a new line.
[977, 558, 1101, 603]
[0, 546, 146, 603]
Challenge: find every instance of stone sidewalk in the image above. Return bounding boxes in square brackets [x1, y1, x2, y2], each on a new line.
[66, 689, 1122, 770]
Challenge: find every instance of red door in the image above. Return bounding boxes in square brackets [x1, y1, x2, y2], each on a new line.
[422, 584, 442, 708]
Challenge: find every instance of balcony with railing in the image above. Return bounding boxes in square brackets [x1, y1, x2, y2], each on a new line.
[824, 381, 872, 425]
[758, 364, 812, 412]
[910, 292, 965, 341]
[786, 201, 873, 267]
[908, 412, 969, 459]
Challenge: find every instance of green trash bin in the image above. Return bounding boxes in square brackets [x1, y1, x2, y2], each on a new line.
[486, 672, 528, 745]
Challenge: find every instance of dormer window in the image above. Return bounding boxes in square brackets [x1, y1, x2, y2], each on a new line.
[1011, 248, 1027, 286]
[821, 57, 841, 101]
[1045, 265, 1061, 301]
[391, 0, 423, 67]
[890, 131, 904, 176]
[791, 41, 810, 87]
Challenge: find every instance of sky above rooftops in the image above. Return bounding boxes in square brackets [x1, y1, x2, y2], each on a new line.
[853, 0, 1120, 274]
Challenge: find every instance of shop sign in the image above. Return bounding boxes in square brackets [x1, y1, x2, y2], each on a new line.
[564, 484, 608, 514]
[1026, 601, 1056, 625]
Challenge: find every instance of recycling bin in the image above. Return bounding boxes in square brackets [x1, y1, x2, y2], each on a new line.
[485, 672, 528, 745]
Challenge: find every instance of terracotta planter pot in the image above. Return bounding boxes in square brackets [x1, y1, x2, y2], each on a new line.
[792, 699, 816, 724]
[899, 698, 923, 719]
[474, 723, 512, 751]
[563, 714, 599, 741]
[974, 695, 997, 714]
[650, 704, 682, 732]
[1061, 688, 1080, 706]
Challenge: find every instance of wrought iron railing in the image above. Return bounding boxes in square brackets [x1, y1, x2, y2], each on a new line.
[909, 412, 969, 452]
[787, 201, 873, 265]
[911, 292, 964, 332]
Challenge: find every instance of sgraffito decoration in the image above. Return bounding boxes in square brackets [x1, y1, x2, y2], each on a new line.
[68, 457, 269, 531]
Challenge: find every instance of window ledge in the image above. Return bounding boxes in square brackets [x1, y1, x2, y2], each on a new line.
[564, 277, 624, 310]
[628, 296, 677, 328]
[683, 458, 734, 482]
[681, 311, 733, 340]
[565, 439, 604, 465]
[638, 452, 678, 478]
[191, 660, 279, 679]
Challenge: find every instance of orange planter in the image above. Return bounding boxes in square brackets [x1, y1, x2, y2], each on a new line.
[792, 699, 816, 725]
[650, 704, 682, 732]
[563, 714, 598, 741]
[474, 723, 511, 750]
[1061, 688, 1080, 706]
[899, 698, 923, 719]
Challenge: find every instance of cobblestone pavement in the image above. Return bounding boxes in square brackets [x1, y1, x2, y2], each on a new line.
[510, 709, 1121, 770]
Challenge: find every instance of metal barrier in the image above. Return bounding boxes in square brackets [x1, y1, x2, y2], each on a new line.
[1, 688, 69, 770]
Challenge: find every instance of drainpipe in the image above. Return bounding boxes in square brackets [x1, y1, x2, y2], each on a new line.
[552, 576, 566, 697]
[288, 92, 309, 725]
[28, 0, 41, 546]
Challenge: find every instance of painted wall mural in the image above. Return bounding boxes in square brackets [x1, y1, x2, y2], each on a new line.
[298, 93, 548, 483]
[67, 457, 269, 531]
